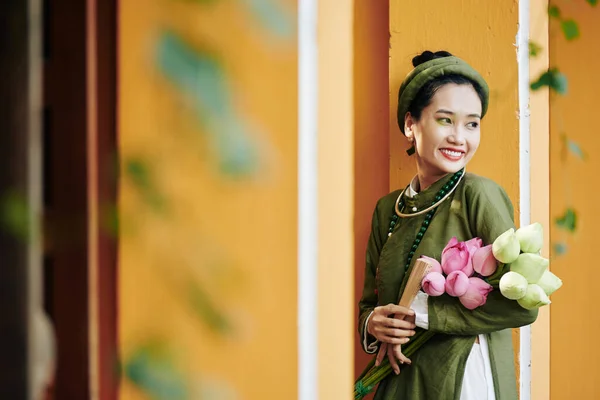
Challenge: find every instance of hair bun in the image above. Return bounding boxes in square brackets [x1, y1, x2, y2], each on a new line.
[412, 50, 453, 67]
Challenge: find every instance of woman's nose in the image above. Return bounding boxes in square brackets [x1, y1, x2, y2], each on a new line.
[448, 128, 466, 145]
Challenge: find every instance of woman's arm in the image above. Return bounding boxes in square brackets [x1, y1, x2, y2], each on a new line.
[358, 201, 385, 353]
[427, 176, 538, 335]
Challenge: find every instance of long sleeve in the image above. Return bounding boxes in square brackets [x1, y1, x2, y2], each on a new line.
[358, 200, 386, 353]
[428, 177, 538, 335]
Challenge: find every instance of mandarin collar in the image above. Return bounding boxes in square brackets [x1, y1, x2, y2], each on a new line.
[401, 172, 456, 212]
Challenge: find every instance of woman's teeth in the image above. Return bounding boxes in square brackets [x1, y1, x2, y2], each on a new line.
[441, 149, 463, 157]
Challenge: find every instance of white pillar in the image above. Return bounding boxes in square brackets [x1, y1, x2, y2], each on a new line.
[517, 0, 532, 398]
[298, 0, 319, 398]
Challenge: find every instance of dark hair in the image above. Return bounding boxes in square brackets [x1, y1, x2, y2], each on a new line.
[407, 50, 487, 121]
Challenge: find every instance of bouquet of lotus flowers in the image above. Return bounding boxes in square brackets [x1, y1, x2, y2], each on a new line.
[354, 223, 562, 399]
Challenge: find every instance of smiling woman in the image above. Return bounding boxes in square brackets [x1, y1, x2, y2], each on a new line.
[357, 51, 538, 400]
[404, 82, 482, 189]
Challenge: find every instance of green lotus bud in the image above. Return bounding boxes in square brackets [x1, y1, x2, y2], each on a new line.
[517, 284, 551, 310]
[515, 223, 544, 254]
[492, 228, 520, 264]
[499, 271, 528, 300]
[536, 270, 563, 296]
[510, 253, 549, 283]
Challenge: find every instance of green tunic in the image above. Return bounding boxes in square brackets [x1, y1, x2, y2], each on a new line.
[358, 172, 538, 400]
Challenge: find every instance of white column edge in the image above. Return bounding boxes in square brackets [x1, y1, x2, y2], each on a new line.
[517, 0, 532, 398]
[298, 1, 319, 399]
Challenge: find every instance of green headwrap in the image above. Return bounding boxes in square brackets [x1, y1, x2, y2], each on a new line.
[397, 56, 489, 135]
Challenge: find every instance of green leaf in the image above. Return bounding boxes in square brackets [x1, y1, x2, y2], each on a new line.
[529, 41, 543, 57]
[186, 281, 232, 334]
[560, 133, 587, 160]
[1, 191, 30, 240]
[553, 242, 568, 256]
[561, 20, 580, 41]
[125, 159, 152, 191]
[530, 68, 568, 95]
[548, 5, 561, 18]
[567, 139, 586, 160]
[125, 158, 167, 212]
[555, 208, 577, 232]
[586, 0, 598, 6]
[124, 342, 188, 400]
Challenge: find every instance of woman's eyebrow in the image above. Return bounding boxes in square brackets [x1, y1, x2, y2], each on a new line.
[436, 109, 481, 119]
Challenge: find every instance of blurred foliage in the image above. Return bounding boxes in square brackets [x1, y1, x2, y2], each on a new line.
[530, 68, 568, 94]
[529, 41, 542, 57]
[125, 158, 168, 213]
[560, 19, 580, 41]
[530, 1, 596, 257]
[553, 242, 568, 256]
[243, 0, 295, 38]
[118, 1, 293, 398]
[124, 342, 189, 400]
[561, 133, 586, 161]
[0, 191, 31, 241]
[185, 280, 232, 335]
[555, 208, 577, 232]
[155, 30, 260, 178]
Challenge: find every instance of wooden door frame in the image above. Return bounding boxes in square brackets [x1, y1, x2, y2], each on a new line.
[43, 0, 118, 398]
[91, 0, 119, 398]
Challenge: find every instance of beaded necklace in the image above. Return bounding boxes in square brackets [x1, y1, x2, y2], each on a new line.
[386, 169, 465, 274]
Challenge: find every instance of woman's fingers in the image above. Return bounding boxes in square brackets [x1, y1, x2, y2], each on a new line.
[380, 336, 411, 345]
[378, 304, 415, 318]
[385, 317, 417, 330]
[387, 345, 400, 375]
[392, 344, 411, 365]
[376, 327, 416, 339]
[375, 343, 387, 367]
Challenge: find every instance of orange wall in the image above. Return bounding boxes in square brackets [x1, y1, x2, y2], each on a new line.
[353, 0, 390, 385]
[549, 2, 600, 398]
[389, 0, 522, 381]
[389, 0, 521, 197]
[118, 1, 298, 399]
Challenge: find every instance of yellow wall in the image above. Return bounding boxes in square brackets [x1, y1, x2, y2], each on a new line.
[118, 1, 298, 398]
[389, 0, 522, 382]
[353, 0, 390, 385]
[549, 1, 600, 398]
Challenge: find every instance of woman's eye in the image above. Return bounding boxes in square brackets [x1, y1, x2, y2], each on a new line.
[437, 118, 452, 125]
[467, 122, 479, 129]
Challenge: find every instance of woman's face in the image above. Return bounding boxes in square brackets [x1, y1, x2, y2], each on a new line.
[405, 83, 482, 179]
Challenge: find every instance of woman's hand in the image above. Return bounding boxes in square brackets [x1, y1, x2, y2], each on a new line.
[367, 304, 416, 344]
[375, 343, 411, 375]
[367, 304, 417, 375]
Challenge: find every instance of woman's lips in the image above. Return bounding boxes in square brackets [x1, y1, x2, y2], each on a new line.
[440, 148, 465, 161]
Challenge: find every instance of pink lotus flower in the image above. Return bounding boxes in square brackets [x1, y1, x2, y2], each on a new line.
[421, 272, 446, 296]
[419, 256, 442, 274]
[459, 277, 493, 310]
[464, 237, 483, 256]
[441, 237, 473, 276]
[445, 270, 470, 297]
[472, 245, 498, 277]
